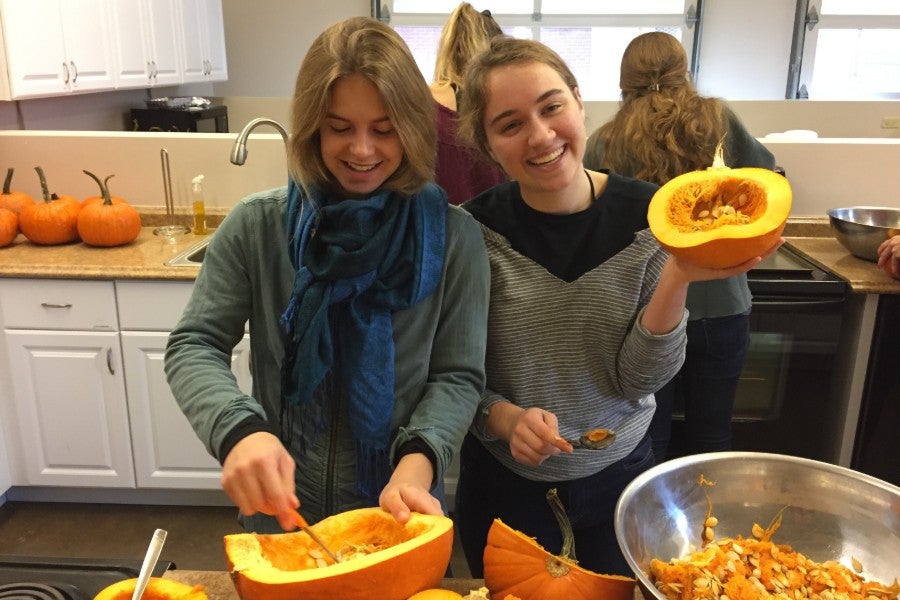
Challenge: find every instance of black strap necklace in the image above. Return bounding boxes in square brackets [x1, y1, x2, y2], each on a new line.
[585, 169, 595, 203]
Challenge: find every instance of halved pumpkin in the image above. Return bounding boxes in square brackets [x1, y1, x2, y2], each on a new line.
[93, 577, 207, 600]
[224, 508, 454, 600]
[647, 148, 792, 269]
[483, 490, 636, 600]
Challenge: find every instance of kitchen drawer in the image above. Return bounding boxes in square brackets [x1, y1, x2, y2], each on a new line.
[0, 279, 117, 331]
[116, 281, 194, 331]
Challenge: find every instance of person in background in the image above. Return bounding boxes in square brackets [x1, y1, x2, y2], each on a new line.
[878, 235, 900, 279]
[430, 2, 507, 205]
[584, 31, 777, 463]
[454, 36, 780, 577]
[165, 16, 489, 534]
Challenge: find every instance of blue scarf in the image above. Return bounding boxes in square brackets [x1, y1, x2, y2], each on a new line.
[280, 179, 447, 498]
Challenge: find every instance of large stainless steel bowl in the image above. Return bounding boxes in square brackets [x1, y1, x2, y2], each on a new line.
[615, 452, 900, 600]
[828, 206, 900, 262]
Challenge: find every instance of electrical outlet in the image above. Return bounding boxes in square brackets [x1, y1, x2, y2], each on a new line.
[881, 116, 900, 129]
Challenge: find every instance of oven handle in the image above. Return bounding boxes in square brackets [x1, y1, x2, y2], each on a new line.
[752, 297, 845, 309]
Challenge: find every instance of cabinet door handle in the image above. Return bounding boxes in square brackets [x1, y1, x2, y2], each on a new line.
[62, 62, 70, 85]
[41, 302, 73, 309]
[70, 61, 78, 84]
[106, 348, 115, 375]
[151, 60, 158, 79]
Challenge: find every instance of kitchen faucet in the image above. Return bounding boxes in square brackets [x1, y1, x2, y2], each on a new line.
[229, 117, 289, 165]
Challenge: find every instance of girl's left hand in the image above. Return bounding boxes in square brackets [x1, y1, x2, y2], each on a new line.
[379, 452, 441, 524]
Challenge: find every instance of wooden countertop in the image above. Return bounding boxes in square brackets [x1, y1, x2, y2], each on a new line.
[784, 236, 900, 295]
[1, 225, 898, 295]
[162, 570, 489, 598]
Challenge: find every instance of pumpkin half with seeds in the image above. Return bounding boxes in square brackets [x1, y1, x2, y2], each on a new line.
[647, 147, 791, 269]
[223, 507, 453, 600]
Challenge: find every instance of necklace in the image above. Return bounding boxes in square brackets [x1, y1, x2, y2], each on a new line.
[585, 169, 595, 204]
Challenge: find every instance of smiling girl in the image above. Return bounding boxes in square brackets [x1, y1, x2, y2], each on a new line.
[454, 37, 780, 576]
[165, 17, 489, 534]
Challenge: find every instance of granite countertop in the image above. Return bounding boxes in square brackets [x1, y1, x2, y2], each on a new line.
[1, 221, 898, 295]
[0, 227, 205, 281]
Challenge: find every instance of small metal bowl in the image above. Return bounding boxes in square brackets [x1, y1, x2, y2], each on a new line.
[614, 452, 900, 600]
[827, 206, 900, 262]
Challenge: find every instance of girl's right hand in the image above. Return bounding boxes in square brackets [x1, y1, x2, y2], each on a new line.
[221, 431, 300, 531]
[507, 407, 572, 465]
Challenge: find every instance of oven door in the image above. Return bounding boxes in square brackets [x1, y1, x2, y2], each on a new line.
[669, 290, 848, 463]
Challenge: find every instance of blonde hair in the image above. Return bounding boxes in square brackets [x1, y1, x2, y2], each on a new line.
[458, 36, 580, 159]
[433, 3, 503, 91]
[288, 17, 436, 196]
[590, 31, 724, 185]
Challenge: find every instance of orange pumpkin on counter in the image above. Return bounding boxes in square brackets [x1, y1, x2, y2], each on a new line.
[19, 166, 81, 245]
[483, 489, 635, 600]
[0, 167, 35, 216]
[224, 507, 453, 600]
[0, 207, 18, 247]
[77, 170, 142, 247]
[647, 144, 791, 269]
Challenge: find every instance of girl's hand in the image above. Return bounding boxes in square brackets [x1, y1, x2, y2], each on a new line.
[379, 452, 441, 524]
[877, 235, 900, 280]
[221, 431, 300, 531]
[507, 407, 572, 466]
[670, 238, 784, 284]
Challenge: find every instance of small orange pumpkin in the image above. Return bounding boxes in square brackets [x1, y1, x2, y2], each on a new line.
[19, 166, 82, 245]
[0, 207, 18, 247]
[647, 144, 791, 268]
[0, 167, 35, 216]
[93, 576, 207, 600]
[224, 507, 453, 600]
[77, 170, 142, 247]
[483, 489, 636, 600]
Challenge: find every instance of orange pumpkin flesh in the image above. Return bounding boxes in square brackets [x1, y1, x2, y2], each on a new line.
[647, 150, 791, 269]
[483, 490, 636, 600]
[93, 577, 207, 600]
[224, 508, 454, 600]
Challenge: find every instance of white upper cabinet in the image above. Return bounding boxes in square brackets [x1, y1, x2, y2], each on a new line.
[0, 0, 115, 99]
[179, 0, 227, 83]
[109, 0, 182, 89]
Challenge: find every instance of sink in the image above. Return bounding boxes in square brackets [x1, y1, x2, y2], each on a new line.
[165, 238, 210, 267]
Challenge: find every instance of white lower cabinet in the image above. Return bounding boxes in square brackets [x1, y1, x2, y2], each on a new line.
[121, 331, 250, 489]
[0, 278, 251, 494]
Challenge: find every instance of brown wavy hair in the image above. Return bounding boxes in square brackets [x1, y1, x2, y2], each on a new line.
[288, 17, 436, 196]
[587, 31, 725, 185]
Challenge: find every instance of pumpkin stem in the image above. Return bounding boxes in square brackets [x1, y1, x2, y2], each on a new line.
[83, 170, 113, 205]
[546, 488, 577, 563]
[34, 166, 52, 203]
[708, 136, 728, 170]
[3, 168, 12, 194]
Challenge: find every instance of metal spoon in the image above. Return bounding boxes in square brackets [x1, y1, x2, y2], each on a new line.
[132, 528, 167, 600]
[564, 428, 617, 450]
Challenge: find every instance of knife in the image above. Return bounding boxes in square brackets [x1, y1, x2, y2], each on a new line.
[291, 510, 342, 564]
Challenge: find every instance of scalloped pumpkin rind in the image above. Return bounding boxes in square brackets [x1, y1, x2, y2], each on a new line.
[483, 519, 636, 600]
[648, 166, 792, 269]
[224, 508, 454, 600]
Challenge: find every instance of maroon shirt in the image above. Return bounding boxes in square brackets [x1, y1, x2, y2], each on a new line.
[434, 101, 507, 206]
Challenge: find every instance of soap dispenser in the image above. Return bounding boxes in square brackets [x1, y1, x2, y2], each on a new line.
[191, 174, 209, 235]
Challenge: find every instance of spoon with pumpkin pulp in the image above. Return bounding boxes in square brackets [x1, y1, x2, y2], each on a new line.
[560, 428, 617, 450]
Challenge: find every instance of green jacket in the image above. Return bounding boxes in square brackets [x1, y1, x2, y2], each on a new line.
[165, 187, 489, 530]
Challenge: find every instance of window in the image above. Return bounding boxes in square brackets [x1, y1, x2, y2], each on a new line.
[380, 1, 699, 101]
[794, 0, 900, 99]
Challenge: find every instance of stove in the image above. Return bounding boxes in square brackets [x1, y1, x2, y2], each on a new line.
[0, 556, 174, 599]
[747, 245, 846, 297]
